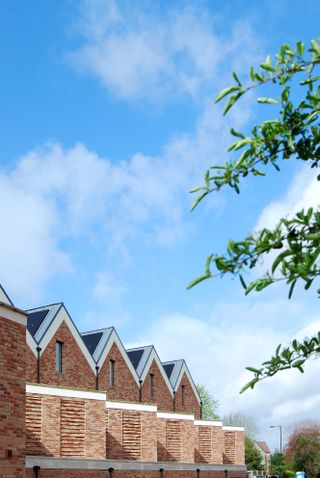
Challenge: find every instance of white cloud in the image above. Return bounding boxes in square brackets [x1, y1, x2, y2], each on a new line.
[69, 1, 260, 101]
[256, 166, 320, 230]
[127, 298, 320, 450]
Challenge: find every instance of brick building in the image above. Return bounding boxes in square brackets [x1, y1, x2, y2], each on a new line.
[0, 284, 245, 478]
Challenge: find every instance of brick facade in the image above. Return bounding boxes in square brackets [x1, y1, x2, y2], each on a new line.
[0, 306, 27, 478]
[26, 320, 96, 389]
[174, 372, 200, 418]
[98, 342, 139, 401]
[140, 360, 173, 411]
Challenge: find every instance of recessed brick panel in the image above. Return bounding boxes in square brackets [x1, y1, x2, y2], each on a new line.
[61, 399, 85, 457]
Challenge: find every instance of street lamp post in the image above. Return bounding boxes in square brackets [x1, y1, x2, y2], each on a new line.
[270, 425, 283, 453]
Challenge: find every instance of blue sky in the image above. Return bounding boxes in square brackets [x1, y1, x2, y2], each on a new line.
[1, 0, 320, 449]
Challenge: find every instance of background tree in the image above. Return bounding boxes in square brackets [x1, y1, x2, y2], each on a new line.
[196, 384, 220, 420]
[189, 39, 320, 391]
[284, 423, 320, 478]
[270, 451, 286, 476]
[223, 412, 259, 440]
[245, 437, 264, 471]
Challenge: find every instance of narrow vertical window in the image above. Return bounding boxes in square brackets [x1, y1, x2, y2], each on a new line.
[182, 384, 185, 406]
[109, 359, 115, 387]
[149, 373, 154, 399]
[56, 341, 63, 373]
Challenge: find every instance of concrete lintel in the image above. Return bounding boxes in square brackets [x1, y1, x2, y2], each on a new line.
[26, 456, 246, 471]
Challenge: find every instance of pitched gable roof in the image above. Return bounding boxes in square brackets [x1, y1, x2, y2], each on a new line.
[162, 359, 201, 404]
[26, 303, 96, 373]
[82, 327, 140, 386]
[127, 345, 174, 396]
[256, 441, 271, 454]
[0, 284, 14, 306]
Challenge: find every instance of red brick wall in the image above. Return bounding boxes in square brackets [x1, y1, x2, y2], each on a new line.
[26, 393, 106, 459]
[174, 372, 200, 418]
[106, 407, 157, 461]
[157, 417, 195, 462]
[0, 312, 26, 478]
[141, 360, 173, 411]
[26, 344, 37, 383]
[195, 425, 224, 464]
[99, 342, 139, 401]
[223, 430, 244, 465]
[31, 321, 96, 389]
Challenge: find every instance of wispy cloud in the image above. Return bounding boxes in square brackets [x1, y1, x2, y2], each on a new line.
[68, 0, 260, 102]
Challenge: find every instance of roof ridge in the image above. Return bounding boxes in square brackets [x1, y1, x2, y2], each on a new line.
[26, 301, 63, 312]
[81, 327, 113, 335]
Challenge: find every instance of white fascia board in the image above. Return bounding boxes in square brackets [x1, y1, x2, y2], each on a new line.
[26, 384, 106, 401]
[26, 330, 38, 357]
[174, 362, 201, 404]
[37, 305, 97, 374]
[92, 328, 112, 362]
[157, 411, 194, 421]
[0, 304, 27, 326]
[34, 304, 62, 343]
[0, 285, 13, 306]
[106, 401, 157, 412]
[140, 348, 174, 397]
[194, 420, 223, 427]
[223, 426, 245, 432]
[96, 329, 140, 386]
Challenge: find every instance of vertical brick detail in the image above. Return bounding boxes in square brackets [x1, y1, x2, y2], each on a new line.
[141, 412, 157, 462]
[235, 431, 245, 465]
[166, 420, 181, 461]
[198, 426, 212, 462]
[61, 399, 85, 457]
[122, 411, 142, 460]
[42, 395, 61, 456]
[26, 394, 42, 455]
[212, 427, 224, 464]
[223, 431, 236, 464]
[85, 400, 106, 458]
[106, 409, 123, 459]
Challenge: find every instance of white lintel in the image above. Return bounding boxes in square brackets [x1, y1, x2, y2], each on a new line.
[194, 420, 223, 427]
[222, 426, 245, 432]
[106, 401, 157, 412]
[26, 384, 106, 401]
[157, 411, 194, 421]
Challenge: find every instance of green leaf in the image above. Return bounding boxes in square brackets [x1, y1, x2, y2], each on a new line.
[187, 273, 212, 289]
[246, 367, 262, 374]
[232, 71, 241, 85]
[257, 97, 279, 105]
[271, 249, 291, 274]
[215, 86, 240, 103]
[205, 254, 214, 274]
[288, 280, 297, 299]
[230, 128, 245, 139]
[190, 191, 209, 211]
[310, 39, 320, 55]
[261, 63, 276, 73]
[223, 92, 243, 115]
[239, 274, 247, 290]
[297, 41, 305, 56]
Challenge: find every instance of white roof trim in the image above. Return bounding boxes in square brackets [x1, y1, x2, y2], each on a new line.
[26, 384, 106, 401]
[157, 412, 194, 421]
[140, 348, 174, 397]
[26, 330, 38, 357]
[0, 304, 27, 326]
[223, 426, 245, 432]
[0, 285, 13, 306]
[194, 420, 223, 427]
[106, 401, 157, 412]
[174, 361, 201, 404]
[35, 305, 97, 374]
[33, 304, 62, 343]
[96, 329, 140, 386]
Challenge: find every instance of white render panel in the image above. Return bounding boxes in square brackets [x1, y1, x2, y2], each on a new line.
[26, 384, 106, 401]
[157, 412, 194, 421]
[106, 401, 157, 412]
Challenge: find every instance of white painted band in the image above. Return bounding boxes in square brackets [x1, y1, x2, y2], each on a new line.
[194, 420, 223, 427]
[157, 412, 194, 421]
[222, 426, 245, 431]
[26, 384, 106, 401]
[106, 401, 157, 412]
[0, 304, 27, 326]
